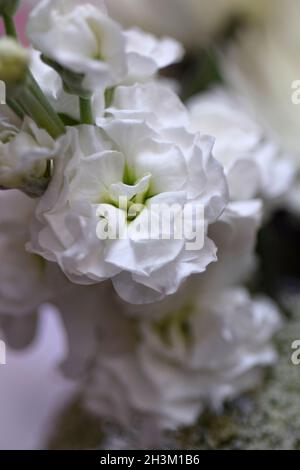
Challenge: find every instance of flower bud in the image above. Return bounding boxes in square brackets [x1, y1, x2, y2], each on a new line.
[0, 38, 29, 86]
[41, 55, 91, 98]
[0, 118, 53, 197]
[0, 0, 20, 16]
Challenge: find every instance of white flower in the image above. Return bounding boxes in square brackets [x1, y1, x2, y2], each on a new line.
[202, 200, 262, 291]
[125, 199, 262, 317]
[28, 1, 182, 98]
[0, 105, 21, 127]
[223, 1, 300, 168]
[27, 0, 127, 93]
[30, 49, 105, 122]
[0, 116, 56, 196]
[103, 81, 190, 131]
[54, 281, 130, 378]
[29, 26, 183, 120]
[85, 286, 281, 430]
[56, 198, 263, 378]
[123, 27, 184, 85]
[0, 190, 53, 316]
[105, 81, 278, 282]
[30, 83, 228, 304]
[188, 88, 295, 206]
[106, 0, 271, 50]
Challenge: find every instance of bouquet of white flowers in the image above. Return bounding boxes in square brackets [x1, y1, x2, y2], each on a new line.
[0, 0, 294, 448]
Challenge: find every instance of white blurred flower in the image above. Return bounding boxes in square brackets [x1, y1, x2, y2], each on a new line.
[85, 286, 281, 430]
[123, 27, 184, 85]
[54, 281, 126, 379]
[126, 199, 262, 318]
[0, 190, 62, 316]
[30, 49, 105, 122]
[56, 207, 248, 372]
[188, 88, 295, 207]
[0, 116, 56, 196]
[106, 0, 271, 50]
[203, 200, 262, 291]
[103, 81, 189, 131]
[56, 197, 262, 378]
[27, 0, 127, 93]
[0, 105, 21, 127]
[29, 26, 183, 121]
[27, 0, 183, 97]
[223, 1, 300, 168]
[29, 83, 228, 304]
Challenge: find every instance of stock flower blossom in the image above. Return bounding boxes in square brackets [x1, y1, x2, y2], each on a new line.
[123, 27, 184, 85]
[125, 198, 262, 318]
[85, 286, 281, 430]
[27, 0, 183, 97]
[188, 88, 295, 207]
[0, 0, 286, 445]
[52, 196, 264, 379]
[29, 27, 183, 123]
[219, 0, 300, 213]
[222, 0, 300, 167]
[27, 0, 126, 93]
[54, 281, 129, 378]
[0, 190, 51, 316]
[29, 83, 228, 304]
[201, 200, 262, 291]
[0, 115, 57, 197]
[0, 188, 70, 351]
[30, 49, 105, 122]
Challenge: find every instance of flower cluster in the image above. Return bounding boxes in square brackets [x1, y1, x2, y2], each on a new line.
[0, 0, 291, 442]
[188, 88, 295, 210]
[85, 286, 281, 430]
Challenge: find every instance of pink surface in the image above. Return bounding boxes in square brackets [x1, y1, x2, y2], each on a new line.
[0, 7, 31, 44]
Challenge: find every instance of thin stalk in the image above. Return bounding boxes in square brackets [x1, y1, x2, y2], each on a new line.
[2, 14, 17, 38]
[16, 87, 64, 139]
[6, 98, 24, 119]
[27, 72, 65, 135]
[79, 96, 93, 125]
[3, 14, 65, 137]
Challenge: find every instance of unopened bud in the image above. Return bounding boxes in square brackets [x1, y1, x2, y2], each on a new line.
[0, 38, 29, 86]
[41, 55, 91, 98]
[0, 0, 20, 16]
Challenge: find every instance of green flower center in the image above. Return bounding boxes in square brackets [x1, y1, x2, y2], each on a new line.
[103, 164, 152, 222]
[152, 303, 196, 347]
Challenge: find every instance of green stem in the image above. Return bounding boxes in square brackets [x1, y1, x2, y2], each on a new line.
[80, 97, 93, 125]
[105, 87, 114, 108]
[27, 72, 65, 135]
[3, 15, 65, 137]
[6, 98, 24, 119]
[2, 14, 17, 38]
[16, 87, 64, 139]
